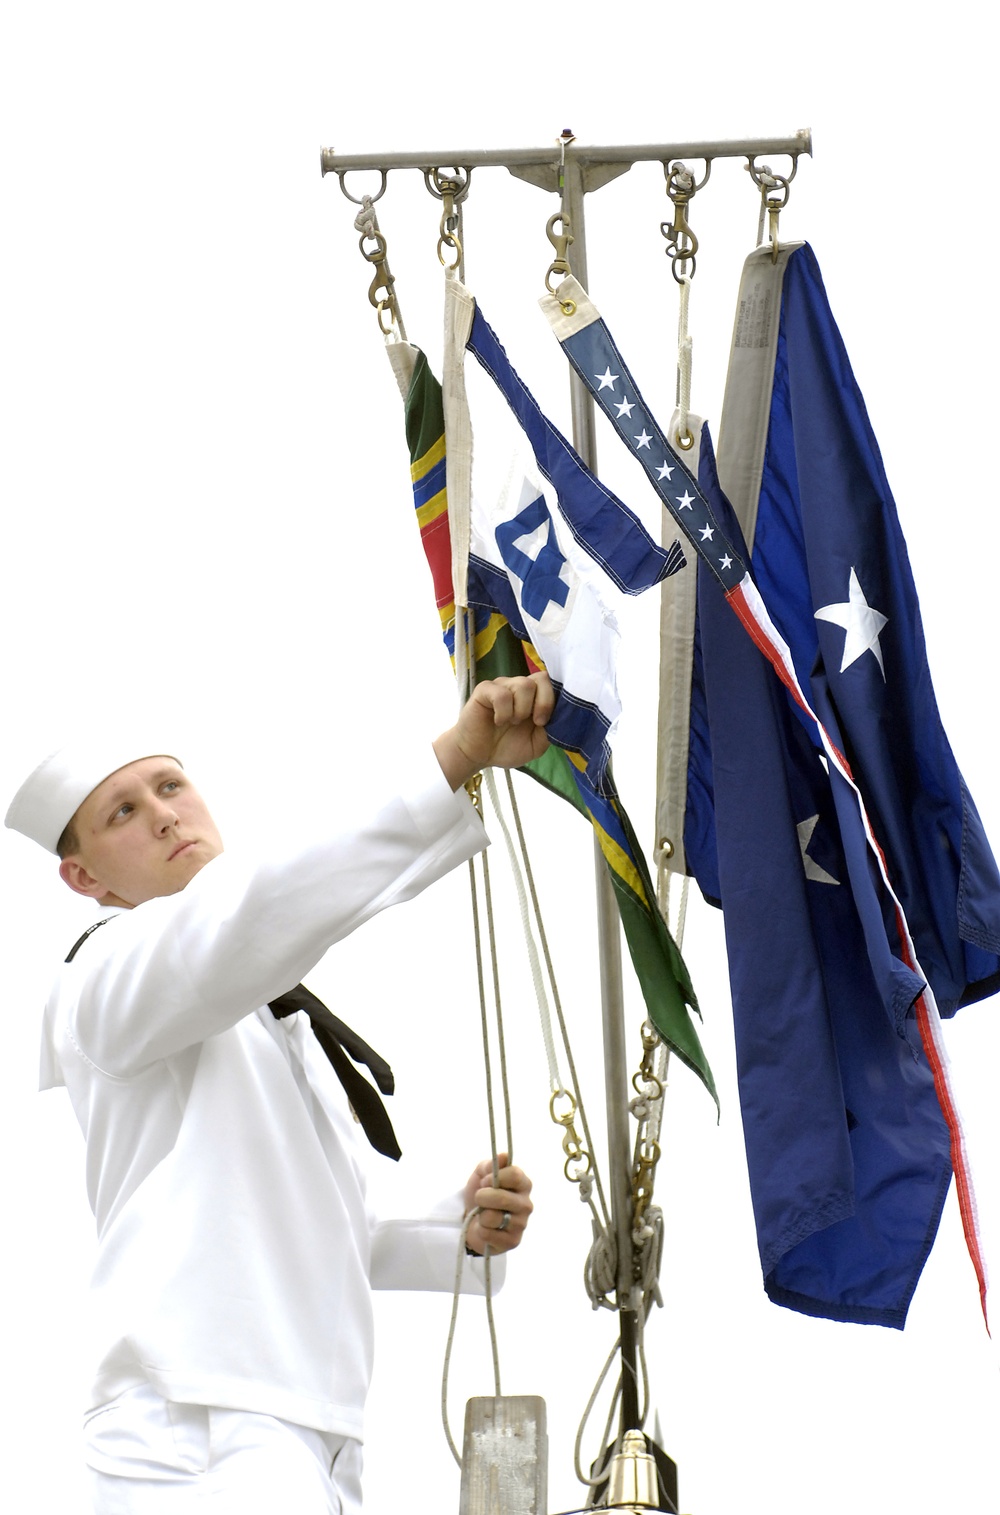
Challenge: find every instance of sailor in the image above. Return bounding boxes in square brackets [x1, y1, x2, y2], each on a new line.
[5, 672, 552, 1514]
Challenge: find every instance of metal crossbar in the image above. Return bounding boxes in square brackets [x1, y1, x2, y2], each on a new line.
[320, 130, 811, 188]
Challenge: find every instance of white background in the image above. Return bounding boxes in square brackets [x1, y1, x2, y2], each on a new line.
[2, 5, 998, 1513]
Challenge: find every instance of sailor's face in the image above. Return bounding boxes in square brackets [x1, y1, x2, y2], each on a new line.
[60, 757, 224, 908]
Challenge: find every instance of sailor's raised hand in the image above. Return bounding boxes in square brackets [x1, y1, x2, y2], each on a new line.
[433, 672, 554, 791]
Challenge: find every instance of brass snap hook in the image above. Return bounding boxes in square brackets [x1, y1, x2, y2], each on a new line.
[746, 157, 793, 262]
[423, 167, 471, 271]
[661, 161, 705, 283]
[544, 212, 576, 314]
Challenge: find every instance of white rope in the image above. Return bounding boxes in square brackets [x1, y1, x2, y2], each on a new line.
[655, 846, 672, 926]
[674, 872, 691, 951]
[676, 274, 693, 447]
[439, 809, 506, 1469]
[440, 1212, 499, 1467]
[636, 1204, 664, 1308]
[584, 1220, 618, 1307]
[573, 1336, 623, 1488]
[636, 1306, 651, 1435]
[570, 1303, 662, 1495]
[502, 771, 612, 1234]
[645, 1044, 671, 1152]
[656, 857, 689, 964]
[648, 864, 685, 1147]
[481, 769, 618, 1309]
[481, 771, 618, 1251]
[466, 855, 503, 1169]
[482, 767, 563, 1093]
[352, 194, 378, 240]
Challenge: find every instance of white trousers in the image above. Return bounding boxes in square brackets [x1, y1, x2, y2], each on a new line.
[85, 1386, 363, 1514]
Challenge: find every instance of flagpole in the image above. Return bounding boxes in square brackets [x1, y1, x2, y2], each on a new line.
[557, 155, 645, 1436]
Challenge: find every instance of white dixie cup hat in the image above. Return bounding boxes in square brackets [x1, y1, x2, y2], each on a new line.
[5, 735, 181, 855]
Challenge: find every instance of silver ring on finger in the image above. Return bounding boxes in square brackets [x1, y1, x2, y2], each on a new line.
[498, 1210, 512, 1232]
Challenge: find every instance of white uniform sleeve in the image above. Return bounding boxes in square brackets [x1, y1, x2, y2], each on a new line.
[369, 1189, 506, 1295]
[58, 744, 485, 1078]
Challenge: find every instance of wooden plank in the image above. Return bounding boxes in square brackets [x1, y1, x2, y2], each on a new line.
[458, 1396, 548, 1515]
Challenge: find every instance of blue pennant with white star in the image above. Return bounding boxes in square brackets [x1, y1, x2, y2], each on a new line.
[466, 306, 685, 595]
[540, 277, 747, 593]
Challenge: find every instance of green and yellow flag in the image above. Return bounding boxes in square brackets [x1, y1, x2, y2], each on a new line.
[397, 342, 716, 1105]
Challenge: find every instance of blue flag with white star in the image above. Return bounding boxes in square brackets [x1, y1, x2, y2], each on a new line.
[694, 421, 952, 1327]
[719, 243, 1000, 1022]
[538, 252, 1000, 1325]
[466, 305, 686, 599]
[696, 243, 1000, 1324]
[538, 289, 748, 595]
[462, 302, 687, 794]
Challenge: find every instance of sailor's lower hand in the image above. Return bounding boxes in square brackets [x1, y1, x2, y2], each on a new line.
[463, 1154, 534, 1256]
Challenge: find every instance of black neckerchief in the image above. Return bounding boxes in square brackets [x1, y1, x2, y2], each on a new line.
[65, 920, 400, 1159]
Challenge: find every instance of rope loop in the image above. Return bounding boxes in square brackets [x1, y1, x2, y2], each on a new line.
[440, 1211, 500, 1467]
[634, 1205, 665, 1305]
[350, 195, 405, 340]
[549, 1086, 576, 1125]
[632, 1067, 664, 1102]
[585, 1220, 618, 1308]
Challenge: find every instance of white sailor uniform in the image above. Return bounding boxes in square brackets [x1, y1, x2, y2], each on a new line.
[39, 745, 491, 1510]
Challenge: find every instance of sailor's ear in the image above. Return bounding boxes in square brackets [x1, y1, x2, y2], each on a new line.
[58, 858, 108, 900]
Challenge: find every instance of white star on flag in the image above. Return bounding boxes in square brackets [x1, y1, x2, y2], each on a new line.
[814, 567, 889, 677]
[796, 815, 840, 886]
[596, 367, 618, 391]
[719, 554, 733, 571]
[633, 429, 652, 450]
[657, 462, 674, 480]
[676, 491, 695, 510]
[615, 397, 635, 418]
[699, 524, 715, 541]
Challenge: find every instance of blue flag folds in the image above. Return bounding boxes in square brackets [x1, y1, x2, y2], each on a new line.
[730, 243, 1000, 1023]
[540, 252, 999, 1326]
[703, 245, 1000, 1325]
[466, 305, 686, 597]
[694, 427, 952, 1327]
